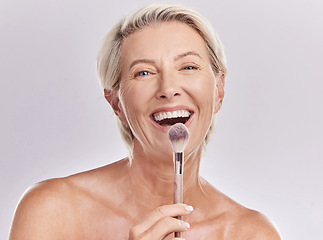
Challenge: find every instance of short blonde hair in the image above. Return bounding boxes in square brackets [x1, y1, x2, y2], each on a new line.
[97, 3, 227, 151]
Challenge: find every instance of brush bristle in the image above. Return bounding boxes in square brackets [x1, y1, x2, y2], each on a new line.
[168, 123, 190, 153]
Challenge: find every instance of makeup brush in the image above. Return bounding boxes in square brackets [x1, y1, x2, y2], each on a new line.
[168, 123, 190, 238]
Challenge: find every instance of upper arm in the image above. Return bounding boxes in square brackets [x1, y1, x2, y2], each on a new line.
[9, 179, 74, 240]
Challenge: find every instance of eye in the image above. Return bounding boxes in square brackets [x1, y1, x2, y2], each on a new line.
[139, 71, 149, 76]
[136, 71, 149, 77]
[183, 66, 197, 70]
[181, 63, 200, 71]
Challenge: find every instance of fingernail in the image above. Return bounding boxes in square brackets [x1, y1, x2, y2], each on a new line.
[185, 205, 194, 212]
[182, 221, 190, 229]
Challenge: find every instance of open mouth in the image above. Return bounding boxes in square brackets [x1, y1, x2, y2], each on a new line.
[152, 110, 192, 126]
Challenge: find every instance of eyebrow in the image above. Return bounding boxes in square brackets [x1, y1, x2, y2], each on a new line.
[174, 51, 202, 61]
[128, 51, 202, 69]
[129, 59, 155, 69]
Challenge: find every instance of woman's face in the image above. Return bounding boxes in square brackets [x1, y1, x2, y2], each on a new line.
[116, 21, 223, 158]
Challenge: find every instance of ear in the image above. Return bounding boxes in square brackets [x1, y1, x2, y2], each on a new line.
[104, 89, 128, 125]
[214, 72, 225, 114]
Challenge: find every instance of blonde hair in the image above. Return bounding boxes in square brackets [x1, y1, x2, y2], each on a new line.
[97, 3, 227, 151]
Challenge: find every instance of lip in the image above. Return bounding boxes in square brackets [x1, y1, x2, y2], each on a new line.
[150, 105, 195, 133]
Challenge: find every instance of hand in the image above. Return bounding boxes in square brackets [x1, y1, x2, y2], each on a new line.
[129, 203, 193, 240]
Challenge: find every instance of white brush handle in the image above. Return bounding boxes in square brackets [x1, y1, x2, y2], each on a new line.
[174, 152, 183, 203]
[174, 173, 183, 238]
[174, 174, 183, 204]
[174, 152, 184, 238]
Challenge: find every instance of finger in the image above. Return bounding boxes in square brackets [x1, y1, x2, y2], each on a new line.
[144, 216, 190, 240]
[135, 204, 193, 235]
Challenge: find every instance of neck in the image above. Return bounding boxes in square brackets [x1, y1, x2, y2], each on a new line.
[127, 140, 204, 211]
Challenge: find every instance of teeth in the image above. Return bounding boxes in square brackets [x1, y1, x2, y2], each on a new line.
[153, 110, 191, 121]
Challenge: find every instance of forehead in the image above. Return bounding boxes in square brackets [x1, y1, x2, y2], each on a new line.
[120, 21, 209, 64]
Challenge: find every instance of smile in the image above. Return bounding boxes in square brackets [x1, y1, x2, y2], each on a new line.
[152, 110, 192, 126]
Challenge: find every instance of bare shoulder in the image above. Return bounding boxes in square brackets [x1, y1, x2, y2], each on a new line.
[9, 158, 130, 240]
[231, 208, 282, 240]
[196, 179, 282, 239]
[9, 178, 78, 239]
[217, 193, 282, 239]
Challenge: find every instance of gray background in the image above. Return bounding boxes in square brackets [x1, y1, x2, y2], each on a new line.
[1, 0, 322, 239]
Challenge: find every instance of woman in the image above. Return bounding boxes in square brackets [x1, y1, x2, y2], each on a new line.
[9, 3, 281, 240]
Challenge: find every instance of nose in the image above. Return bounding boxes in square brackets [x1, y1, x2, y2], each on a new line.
[156, 72, 181, 100]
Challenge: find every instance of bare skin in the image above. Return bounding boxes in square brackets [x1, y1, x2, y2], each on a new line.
[9, 158, 281, 240]
[9, 22, 282, 240]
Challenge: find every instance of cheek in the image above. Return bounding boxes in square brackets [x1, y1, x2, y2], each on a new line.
[186, 73, 217, 110]
[119, 81, 152, 120]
